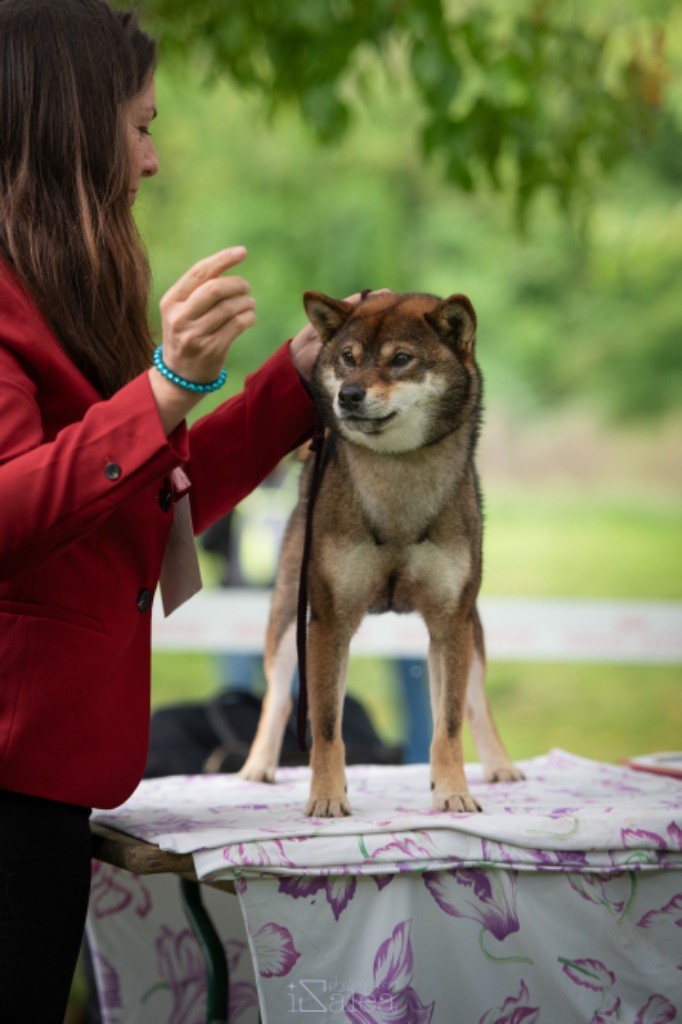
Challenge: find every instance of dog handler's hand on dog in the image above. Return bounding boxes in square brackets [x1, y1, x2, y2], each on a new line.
[289, 322, 322, 383]
[289, 288, 392, 383]
[149, 246, 256, 434]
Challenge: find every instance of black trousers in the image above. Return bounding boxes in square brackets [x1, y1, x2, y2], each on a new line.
[0, 789, 92, 1024]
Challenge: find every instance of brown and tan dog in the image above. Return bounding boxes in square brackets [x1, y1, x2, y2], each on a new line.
[240, 290, 522, 816]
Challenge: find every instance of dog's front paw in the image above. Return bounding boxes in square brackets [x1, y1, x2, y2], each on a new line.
[432, 787, 482, 813]
[239, 756, 277, 784]
[483, 763, 525, 783]
[305, 793, 352, 818]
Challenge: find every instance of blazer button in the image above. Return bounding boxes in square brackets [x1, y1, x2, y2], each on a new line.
[104, 462, 121, 481]
[136, 589, 152, 613]
[158, 485, 172, 512]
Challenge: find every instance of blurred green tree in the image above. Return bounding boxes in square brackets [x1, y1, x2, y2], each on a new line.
[135, 61, 682, 424]
[127, 0, 681, 424]
[139, 0, 674, 226]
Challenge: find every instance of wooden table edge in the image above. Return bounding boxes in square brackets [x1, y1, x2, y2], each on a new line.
[90, 821, 236, 894]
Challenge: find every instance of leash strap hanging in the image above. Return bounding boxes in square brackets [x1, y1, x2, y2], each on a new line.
[295, 413, 327, 751]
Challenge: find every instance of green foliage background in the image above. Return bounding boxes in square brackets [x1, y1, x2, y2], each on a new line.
[135, 4, 682, 424]
[141, 0, 675, 226]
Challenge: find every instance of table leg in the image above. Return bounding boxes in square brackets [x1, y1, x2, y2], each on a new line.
[179, 878, 229, 1024]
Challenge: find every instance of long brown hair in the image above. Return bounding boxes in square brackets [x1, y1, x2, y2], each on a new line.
[0, 0, 156, 395]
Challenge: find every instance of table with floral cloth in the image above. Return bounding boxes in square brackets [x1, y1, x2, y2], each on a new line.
[87, 750, 681, 1024]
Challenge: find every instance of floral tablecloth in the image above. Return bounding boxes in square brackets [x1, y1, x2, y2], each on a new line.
[87, 750, 682, 1023]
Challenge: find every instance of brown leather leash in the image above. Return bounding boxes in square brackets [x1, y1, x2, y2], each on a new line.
[295, 289, 372, 752]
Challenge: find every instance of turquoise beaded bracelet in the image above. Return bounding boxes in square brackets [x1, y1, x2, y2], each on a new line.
[153, 346, 227, 394]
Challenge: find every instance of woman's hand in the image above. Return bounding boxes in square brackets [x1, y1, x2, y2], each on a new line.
[289, 322, 321, 383]
[289, 289, 392, 383]
[159, 246, 255, 381]
[149, 247, 256, 434]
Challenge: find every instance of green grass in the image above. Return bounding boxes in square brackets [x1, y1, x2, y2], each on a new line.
[469, 662, 681, 764]
[151, 651, 217, 708]
[328, 660, 682, 764]
[150, 653, 681, 766]
[151, 488, 681, 762]
[482, 492, 681, 599]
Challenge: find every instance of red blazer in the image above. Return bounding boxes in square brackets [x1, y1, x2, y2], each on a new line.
[0, 261, 315, 808]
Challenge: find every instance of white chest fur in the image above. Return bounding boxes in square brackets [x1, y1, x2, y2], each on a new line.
[340, 439, 467, 544]
[319, 437, 474, 615]
[319, 535, 471, 615]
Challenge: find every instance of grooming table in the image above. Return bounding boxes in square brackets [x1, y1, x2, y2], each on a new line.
[87, 751, 681, 1023]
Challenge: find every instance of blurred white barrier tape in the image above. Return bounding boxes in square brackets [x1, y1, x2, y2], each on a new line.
[152, 589, 682, 664]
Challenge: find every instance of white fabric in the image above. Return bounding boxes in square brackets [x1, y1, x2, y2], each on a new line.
[86, 870, 259, 1024]
[88, 751, 682, 1023]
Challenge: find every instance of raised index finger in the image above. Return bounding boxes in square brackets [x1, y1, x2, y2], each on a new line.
[164, 247, 248, 304]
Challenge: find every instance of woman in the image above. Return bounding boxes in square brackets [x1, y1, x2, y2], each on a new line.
[0, 1, 322, 1019]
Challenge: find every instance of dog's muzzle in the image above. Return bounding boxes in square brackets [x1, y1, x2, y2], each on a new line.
[338, 384, 366, 411]
[336, 383, 397, 434]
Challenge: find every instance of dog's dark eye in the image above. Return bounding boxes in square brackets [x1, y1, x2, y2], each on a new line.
[341, 349, 356, 367]
[391, 351, 413, 368]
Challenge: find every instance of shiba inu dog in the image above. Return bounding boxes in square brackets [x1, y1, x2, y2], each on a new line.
[240, 290, 522, 816]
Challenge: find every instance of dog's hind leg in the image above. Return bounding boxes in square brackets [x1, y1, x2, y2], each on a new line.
[427, 644, 442, 724]
[465, 608, 524, 783]
[239, 616, 297, 783]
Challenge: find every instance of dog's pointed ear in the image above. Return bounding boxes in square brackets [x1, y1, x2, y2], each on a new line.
[303, 291, 354, 343]
[426, 294, 477, 362]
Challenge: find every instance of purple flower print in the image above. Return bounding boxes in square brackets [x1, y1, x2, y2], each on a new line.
[637, 892, 682, 929]
[229, 981, 258, 1022]
[144, 930, 256, 1024]
[345, 920, 435, 1024]
[561, 956, 615, 991]
[668, 823, 682, 849]
[423, 867, 530, 965]
[621, 823, 682, 859]
[622, 828, 667, 850]
[635, 994, 678, 1023]
[93, 952, 123, 1013]
[224, 941, 258, 1022]
[279, 874, 357, 920]
[368, 832, 441, 864]
[567, 872, 635, 921]
[478, 981, 540, 1024]
[127, 813, 208, 840]
[559, 957, 620, 1023]
[223, 838, 295, 869]
[153, 925, 205, 1024]
[90, 861, 152, 920]
[662, 823, 682, 869]
[225, 939, 249, 973]
[536, 849, 589, 870]
[253, 922, 301, 978]
[482, 838, 588, 873]
[423, 868, 519, 941]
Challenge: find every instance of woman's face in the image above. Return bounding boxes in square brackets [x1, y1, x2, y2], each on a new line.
[124, 76, 159, 204]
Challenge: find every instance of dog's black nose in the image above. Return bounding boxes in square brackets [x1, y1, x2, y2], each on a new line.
[338, 384, 365, 410]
